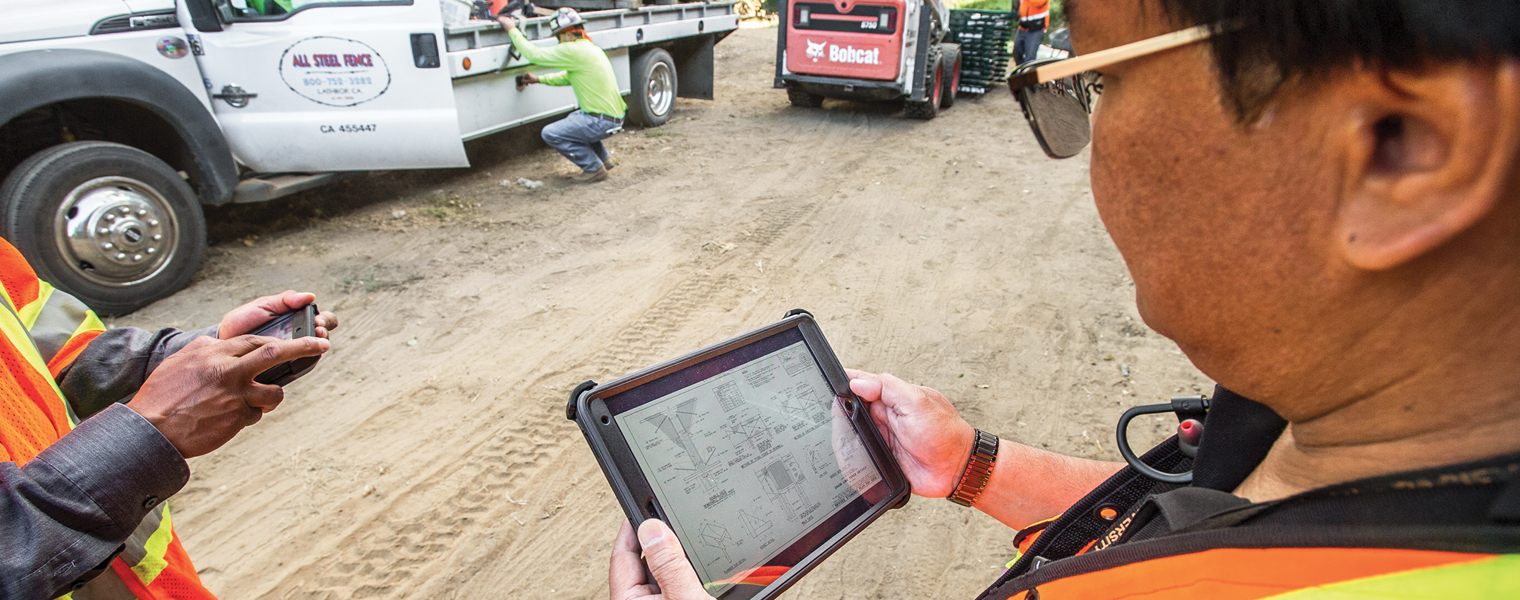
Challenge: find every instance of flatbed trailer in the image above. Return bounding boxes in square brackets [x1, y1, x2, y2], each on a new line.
[0, 0, 738, 313]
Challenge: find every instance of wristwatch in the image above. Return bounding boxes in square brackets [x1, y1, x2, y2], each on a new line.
[948, 429, 999, 507]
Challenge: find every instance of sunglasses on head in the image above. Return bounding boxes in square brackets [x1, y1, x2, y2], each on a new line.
[1007, 23, 1228, 159]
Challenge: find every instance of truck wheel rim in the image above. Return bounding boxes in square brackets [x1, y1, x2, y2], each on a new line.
[54, 176, 179, 288]
[648, 62, 675, 117]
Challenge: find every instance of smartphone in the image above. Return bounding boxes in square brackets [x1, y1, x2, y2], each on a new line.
[249, 304, 321, 386]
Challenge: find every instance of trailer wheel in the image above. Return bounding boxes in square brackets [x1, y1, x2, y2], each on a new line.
[0, 142, 206, 316]
[904, 46, 943, 120]
[940, 43, 961, 109]
[628, 48, 678, 127]
[787, 86, 826, 108]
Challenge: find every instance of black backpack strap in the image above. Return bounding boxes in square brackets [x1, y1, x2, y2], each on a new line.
[975, 438, 1189, 600]
[1492, 470, 1520, 524]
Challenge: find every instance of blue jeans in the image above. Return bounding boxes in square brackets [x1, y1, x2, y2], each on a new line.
[541, 111, 622, 173]
[1014, 29, 1044, 65]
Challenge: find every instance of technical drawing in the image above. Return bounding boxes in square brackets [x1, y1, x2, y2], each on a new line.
[778, 382, 830, 426]
[713, 379, 743, 412]
[726, 414, 774, 455]
[697, 521, 734, 564]
[780, 345, 813, 376]
[757, 454, 815, 521]
[739, 510, 773, 537]
[642, 398, 711, 471]
[806, 446, 833, 478]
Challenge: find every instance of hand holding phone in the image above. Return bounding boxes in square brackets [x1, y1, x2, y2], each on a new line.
[250, 304, 322, 386]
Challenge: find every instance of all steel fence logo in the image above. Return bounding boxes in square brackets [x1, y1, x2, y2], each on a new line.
[805, 39, 881, 65]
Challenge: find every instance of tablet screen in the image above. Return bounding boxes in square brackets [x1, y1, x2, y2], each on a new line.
[607, 328, 891, 598]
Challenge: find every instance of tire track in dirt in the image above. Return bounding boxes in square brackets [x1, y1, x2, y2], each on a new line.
[257, 95, 855, 598]
[260, 198, 818, 600]
[580, 199, 819, 375]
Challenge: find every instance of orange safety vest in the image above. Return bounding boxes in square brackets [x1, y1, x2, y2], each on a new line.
[0, 240, 217, 600]
[1018, 0, 1049, 30]
[978, 440, 1520, 599]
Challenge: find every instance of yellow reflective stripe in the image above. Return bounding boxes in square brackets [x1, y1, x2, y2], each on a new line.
[75, 311, 105, 337]
[130, 504, 175, 585]
[18, 282, 54, 329]
[0, 296, 70, 424]
[26, 284, 103, 368]
[1262, 554, 1520, 599]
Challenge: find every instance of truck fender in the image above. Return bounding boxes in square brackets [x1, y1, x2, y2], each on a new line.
[0, 49, 238, 205]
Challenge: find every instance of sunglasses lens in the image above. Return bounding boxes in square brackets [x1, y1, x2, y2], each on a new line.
[1016, 75, 1093, 159]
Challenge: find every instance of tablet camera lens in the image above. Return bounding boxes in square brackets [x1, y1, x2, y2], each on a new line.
[600, 414, 611, 425]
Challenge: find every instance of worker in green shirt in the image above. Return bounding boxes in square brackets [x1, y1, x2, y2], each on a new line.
[499, 8, 628, 183]
[247, 0, 292, 15]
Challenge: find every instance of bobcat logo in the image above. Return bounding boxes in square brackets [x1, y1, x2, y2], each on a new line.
[805, 39, 826, 62]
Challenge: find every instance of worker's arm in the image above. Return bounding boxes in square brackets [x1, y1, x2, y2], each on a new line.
[57, 325, 217, 420]
[3, 331, 332, 598]
[57, 291, 338, 420]
[9, 282, 213, 421]
[505, 26, 582, 69]
[537, 71, 572, 86]
[846, 370, 1124, 529]
[604, 370, 1125, 599]
[0, 404, 189, 599]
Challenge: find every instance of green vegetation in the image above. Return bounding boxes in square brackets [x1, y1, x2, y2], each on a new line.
[420, 190, 468, 220]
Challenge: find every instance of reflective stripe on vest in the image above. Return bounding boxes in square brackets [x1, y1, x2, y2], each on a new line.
[1018, 0, 1048, 26]
[22, 282, 106, 378]
[0, 278, 75, 462]
[1020, 547, 1518, 600]
[0, 240, 216, 600]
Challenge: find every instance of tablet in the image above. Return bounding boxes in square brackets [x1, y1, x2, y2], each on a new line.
[567, 310, 910, 600]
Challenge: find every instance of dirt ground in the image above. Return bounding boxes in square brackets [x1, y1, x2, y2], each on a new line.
[115, 24, 1214, 600]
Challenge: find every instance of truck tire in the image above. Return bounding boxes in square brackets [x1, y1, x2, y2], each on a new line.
[904, 46, 943, 120]
[628, 48, 678, 127]
[787, 86, 826, 108]
[0, 142, 206, 316]
[940, 43, 961, 109]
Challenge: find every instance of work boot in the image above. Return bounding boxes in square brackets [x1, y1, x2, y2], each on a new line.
[602, 158, 615, 170]
[572, 167, 608, 183]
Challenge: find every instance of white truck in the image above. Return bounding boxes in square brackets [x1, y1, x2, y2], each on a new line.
[0, 0, 739, 314]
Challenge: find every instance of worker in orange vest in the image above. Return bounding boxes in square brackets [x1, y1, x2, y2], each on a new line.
[1013, 0, 1049, 65]
[0, 238, 337, 599]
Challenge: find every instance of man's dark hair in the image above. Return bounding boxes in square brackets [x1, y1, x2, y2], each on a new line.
[1145, 0, 1520, 119]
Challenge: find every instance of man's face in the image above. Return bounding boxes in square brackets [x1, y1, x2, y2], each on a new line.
[1068, 0, 1352, 406]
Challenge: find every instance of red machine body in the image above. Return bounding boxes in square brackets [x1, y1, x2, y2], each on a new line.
[785, 0, 906, 81]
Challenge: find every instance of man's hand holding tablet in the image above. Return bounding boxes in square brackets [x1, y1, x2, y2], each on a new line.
[610, 519, 713, 600]
[571, 312, 910, 600]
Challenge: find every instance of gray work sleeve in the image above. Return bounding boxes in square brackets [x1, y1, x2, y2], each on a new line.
[0, 403, 189, 600]
[57, 325, 218, 421]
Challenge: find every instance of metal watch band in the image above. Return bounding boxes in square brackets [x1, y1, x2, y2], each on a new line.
[948, 429, 999, 507]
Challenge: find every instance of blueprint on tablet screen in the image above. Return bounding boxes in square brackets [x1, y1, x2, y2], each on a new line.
[617, 341, 883, 592]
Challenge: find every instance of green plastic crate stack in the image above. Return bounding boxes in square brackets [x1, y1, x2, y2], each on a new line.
[949, 9, 1013, 95]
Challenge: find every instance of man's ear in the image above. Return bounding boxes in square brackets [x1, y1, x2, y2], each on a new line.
[1333, 60, 1520, 271]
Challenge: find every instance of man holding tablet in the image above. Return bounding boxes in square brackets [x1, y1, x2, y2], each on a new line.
[609, 0, 1520, 598]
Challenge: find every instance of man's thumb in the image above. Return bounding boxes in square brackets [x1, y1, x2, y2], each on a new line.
[637, 519, 711, 600]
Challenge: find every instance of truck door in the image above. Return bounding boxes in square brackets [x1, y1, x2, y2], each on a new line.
[176, 0, 469, 172]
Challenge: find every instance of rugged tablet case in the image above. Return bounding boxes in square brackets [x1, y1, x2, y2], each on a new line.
[566, 309, 910, 600]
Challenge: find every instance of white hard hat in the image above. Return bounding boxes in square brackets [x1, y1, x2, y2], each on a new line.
[551, 7, 586, 33]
